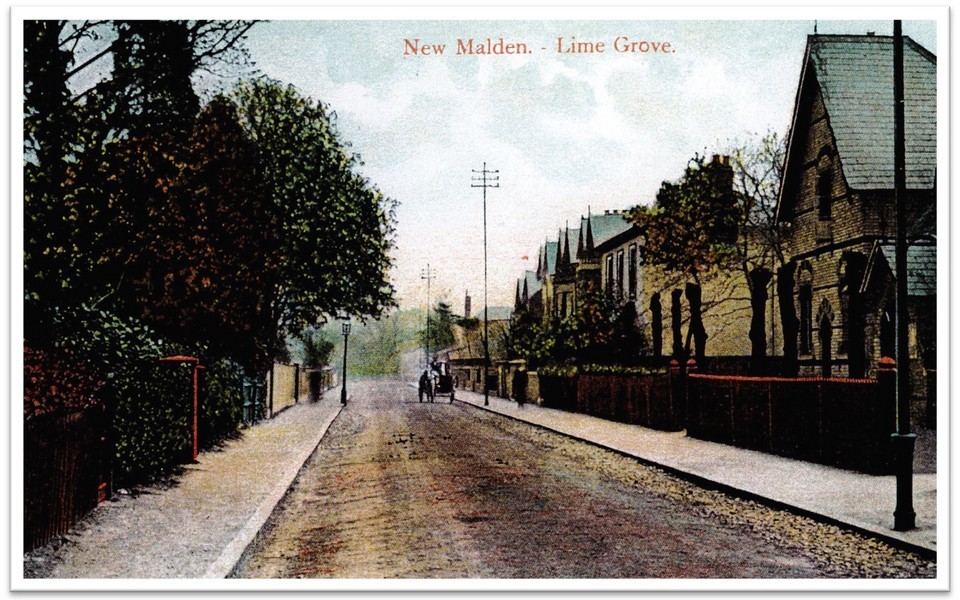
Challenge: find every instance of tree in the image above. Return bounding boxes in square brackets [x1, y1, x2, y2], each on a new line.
[575, 281, 621, 364]
[727, 131, 788, 371]
[297, 327, 336, 368]
[629, 155, 740, 278]
[233, 80, 396, 344]
[23, 21, 80, 344]
[23, 20, 259, 351]
[104, 97, 275, 371]
[507, 306, 540, 365]
[628, 154, 741, 359]
[423, 300, 456, 355]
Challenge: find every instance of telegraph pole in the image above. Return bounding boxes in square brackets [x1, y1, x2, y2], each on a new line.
[421, 264, 435, 368]
[891, 19, 916, 531]
[472, 163, 499, 406]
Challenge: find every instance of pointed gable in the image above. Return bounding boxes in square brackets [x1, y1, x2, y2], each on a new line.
[544, 241, 558, 276]
[779, 34, 936, 221]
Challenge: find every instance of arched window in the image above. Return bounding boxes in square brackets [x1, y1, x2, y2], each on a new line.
[817, 170, 833, 220]
[605, 255, 614, 295]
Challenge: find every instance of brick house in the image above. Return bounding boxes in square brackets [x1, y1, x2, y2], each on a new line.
[521, 211, 633, 324]
[776, 34, 936, 397]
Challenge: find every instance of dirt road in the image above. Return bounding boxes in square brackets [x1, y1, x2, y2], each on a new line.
[232, 378, 935, 579]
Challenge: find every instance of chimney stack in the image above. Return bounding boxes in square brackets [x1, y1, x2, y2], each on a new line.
[464, 291, 471, 319]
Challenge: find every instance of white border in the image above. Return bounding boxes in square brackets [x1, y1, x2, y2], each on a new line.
[8, 3, 951, 594]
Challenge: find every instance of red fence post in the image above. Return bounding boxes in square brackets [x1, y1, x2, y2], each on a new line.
[668, 359, 681, 431]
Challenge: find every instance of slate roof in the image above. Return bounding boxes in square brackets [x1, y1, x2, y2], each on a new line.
[566, 228, 581, 263]
[587, 212, 634, 247]
[482, 306, 514, 321]
[544, 241, 558, 276]
[805, 35, 936, 190]
[861, 238, 936, 297]
[524, 269, 542, 297]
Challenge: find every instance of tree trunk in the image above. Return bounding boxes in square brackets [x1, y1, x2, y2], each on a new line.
[777, 262, 799, 377]
[650, 292, 663, 358]
[748, 267, 773, 374]
[685, 283, 707, 364]
[671, 288, 683, 358]
[842, 252, 868, 379]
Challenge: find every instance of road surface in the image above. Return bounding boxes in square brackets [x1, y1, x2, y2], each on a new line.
[232, 378, 935, 579]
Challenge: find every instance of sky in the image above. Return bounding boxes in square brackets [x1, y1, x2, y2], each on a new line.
[238, 16, 937, 315]
[40, 10, 939, 316]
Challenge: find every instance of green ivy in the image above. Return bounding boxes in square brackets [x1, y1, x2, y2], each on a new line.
[581, 364, 663, 376]
[538, 364, 579, 378]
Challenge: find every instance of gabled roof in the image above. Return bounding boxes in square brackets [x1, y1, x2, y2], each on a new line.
[524, 269, 542, 297]
[861, 238, 936, 297]
[588, 212, 633, 247]
[567, 228, 582, 263]
[544, 241, 558, 276]
[779, 34, 936, 220]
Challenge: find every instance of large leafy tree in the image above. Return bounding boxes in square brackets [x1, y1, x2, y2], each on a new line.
[629, 155, 741, 279]
[23, 20, 258, 345]
[628, 154, 742, 360]
[105, 97, 275, 371]
[233, 79, 397, 342]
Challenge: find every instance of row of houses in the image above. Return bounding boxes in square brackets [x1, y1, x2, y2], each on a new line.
[505, 33, 936, 410]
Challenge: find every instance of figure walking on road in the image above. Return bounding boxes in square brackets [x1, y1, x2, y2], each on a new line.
[513, 365, 528, 408]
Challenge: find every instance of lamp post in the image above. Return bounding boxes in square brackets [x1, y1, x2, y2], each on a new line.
[891, 19, 915, 531]
[340, 321, 351, 405]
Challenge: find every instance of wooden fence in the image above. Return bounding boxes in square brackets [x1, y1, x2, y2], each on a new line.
[268, 364, 337, 417]
[24, 406, 107, 551]
[687, 372, 893, 474]
[537, 358, 897, 474]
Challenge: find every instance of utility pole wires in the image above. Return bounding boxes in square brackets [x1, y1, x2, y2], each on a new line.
[472, 162, 499, 406]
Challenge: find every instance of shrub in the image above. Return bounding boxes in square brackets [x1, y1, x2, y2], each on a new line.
[53, 306, 197, 485]
[199, 358, 245, 449]
[112, 361, 193, 484]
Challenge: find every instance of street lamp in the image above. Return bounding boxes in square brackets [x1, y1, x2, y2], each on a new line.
[340, 321, 351, 405]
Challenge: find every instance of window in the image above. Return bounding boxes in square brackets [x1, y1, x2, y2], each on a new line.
[799, 284, 813, 354]
[628, 244, 638, 298]
[606, 255, 614, 294]
[616, 250, 625, 298]
[817, 170, 832, 220]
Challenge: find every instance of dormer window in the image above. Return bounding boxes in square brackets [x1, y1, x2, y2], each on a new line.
[817, 170, 832, 220]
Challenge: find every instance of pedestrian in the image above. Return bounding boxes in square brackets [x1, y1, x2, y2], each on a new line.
[419, 369, 429, 403]
[513, 365, 528, 408]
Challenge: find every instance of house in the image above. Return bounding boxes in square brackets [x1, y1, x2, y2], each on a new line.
[447, 302, 513, 393]
[776, 33, 936, 404]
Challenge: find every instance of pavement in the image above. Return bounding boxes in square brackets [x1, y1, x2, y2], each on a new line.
[20, 380, 938, 584]
[19, 388, 344, 585]
[453, 388, 939, 558]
